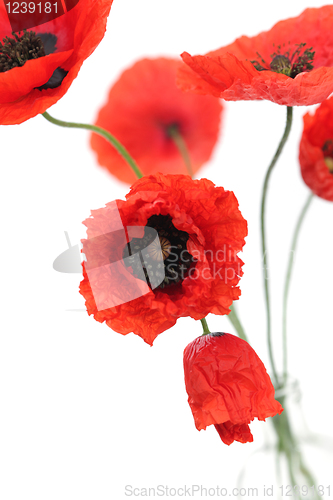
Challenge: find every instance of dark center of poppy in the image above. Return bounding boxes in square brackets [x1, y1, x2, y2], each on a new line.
[251, 43, 315, 78]
[123, 214, 195, 290]
[165, 122, 183, 143]
[166, 123, 179, 136]
[0, 30, 68, 90]
[0, 30, 45, 72]
[322, 140, 333, 173]
[211, 332, 226, 337]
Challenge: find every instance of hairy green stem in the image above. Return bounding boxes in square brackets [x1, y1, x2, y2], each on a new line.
[42, 111, 143, 179]
[200, 318, 211, 335]
[282, 193, 314, 382]
[261, 106, 293, 385]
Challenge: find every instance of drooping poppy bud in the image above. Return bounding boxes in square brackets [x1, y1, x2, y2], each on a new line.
[183, 332, 283, 445]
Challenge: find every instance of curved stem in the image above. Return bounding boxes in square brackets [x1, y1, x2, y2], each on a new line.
[261, 106, 293, 386]
[42, 111, 143, 180]
[168, 126, 194, 177]
[282, 193, 314, 383]
[200, 317, 211, 335]
[228, 303, 249, 343]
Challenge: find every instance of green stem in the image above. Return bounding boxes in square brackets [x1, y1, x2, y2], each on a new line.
[272, 400, 319, 497]
[299, 458, 321, 500]
[42, 111, 143, 180]
[228, 303, 249, 342]
[168, 125, 194, 177]
[261, 106, 293, 386]
[282, 193, 314, 383]
[272, 407, 298, 491]
[200, 317, 211, 335]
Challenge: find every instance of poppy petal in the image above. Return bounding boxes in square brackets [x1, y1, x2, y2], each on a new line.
[79, 174, 247, 345]
[178, 5, 333, 106]
[0, 0, 113, 124]
[90, 57, 223, 184]
[299, 96, 333, 200]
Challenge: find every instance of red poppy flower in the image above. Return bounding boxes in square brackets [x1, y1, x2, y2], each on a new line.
[79, 174, 247, 345]
[0, 0, 113, 125]
[183, 332, 283, 445]
[90, 57, 223, 184]
[299, 97, 333, 201]
[178, 5, 333, 106]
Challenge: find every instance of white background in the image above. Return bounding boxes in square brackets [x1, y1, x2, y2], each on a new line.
[1, 0, 333, 499]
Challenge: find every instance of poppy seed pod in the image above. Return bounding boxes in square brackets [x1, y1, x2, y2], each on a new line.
[183, 332, 283, 445]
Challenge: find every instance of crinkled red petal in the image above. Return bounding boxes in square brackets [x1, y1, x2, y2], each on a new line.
[214, 421, 253, 445]
[183, 333, 283, 442]
[178, 6, 333, 106]
[0, 0, 113, 124]
[299, 97, 333, 201]
[79, 174, 247, 345]
[0, 50, 73, 104]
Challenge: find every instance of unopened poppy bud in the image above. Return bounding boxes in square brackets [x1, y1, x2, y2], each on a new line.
[183, 332, 283, 445]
